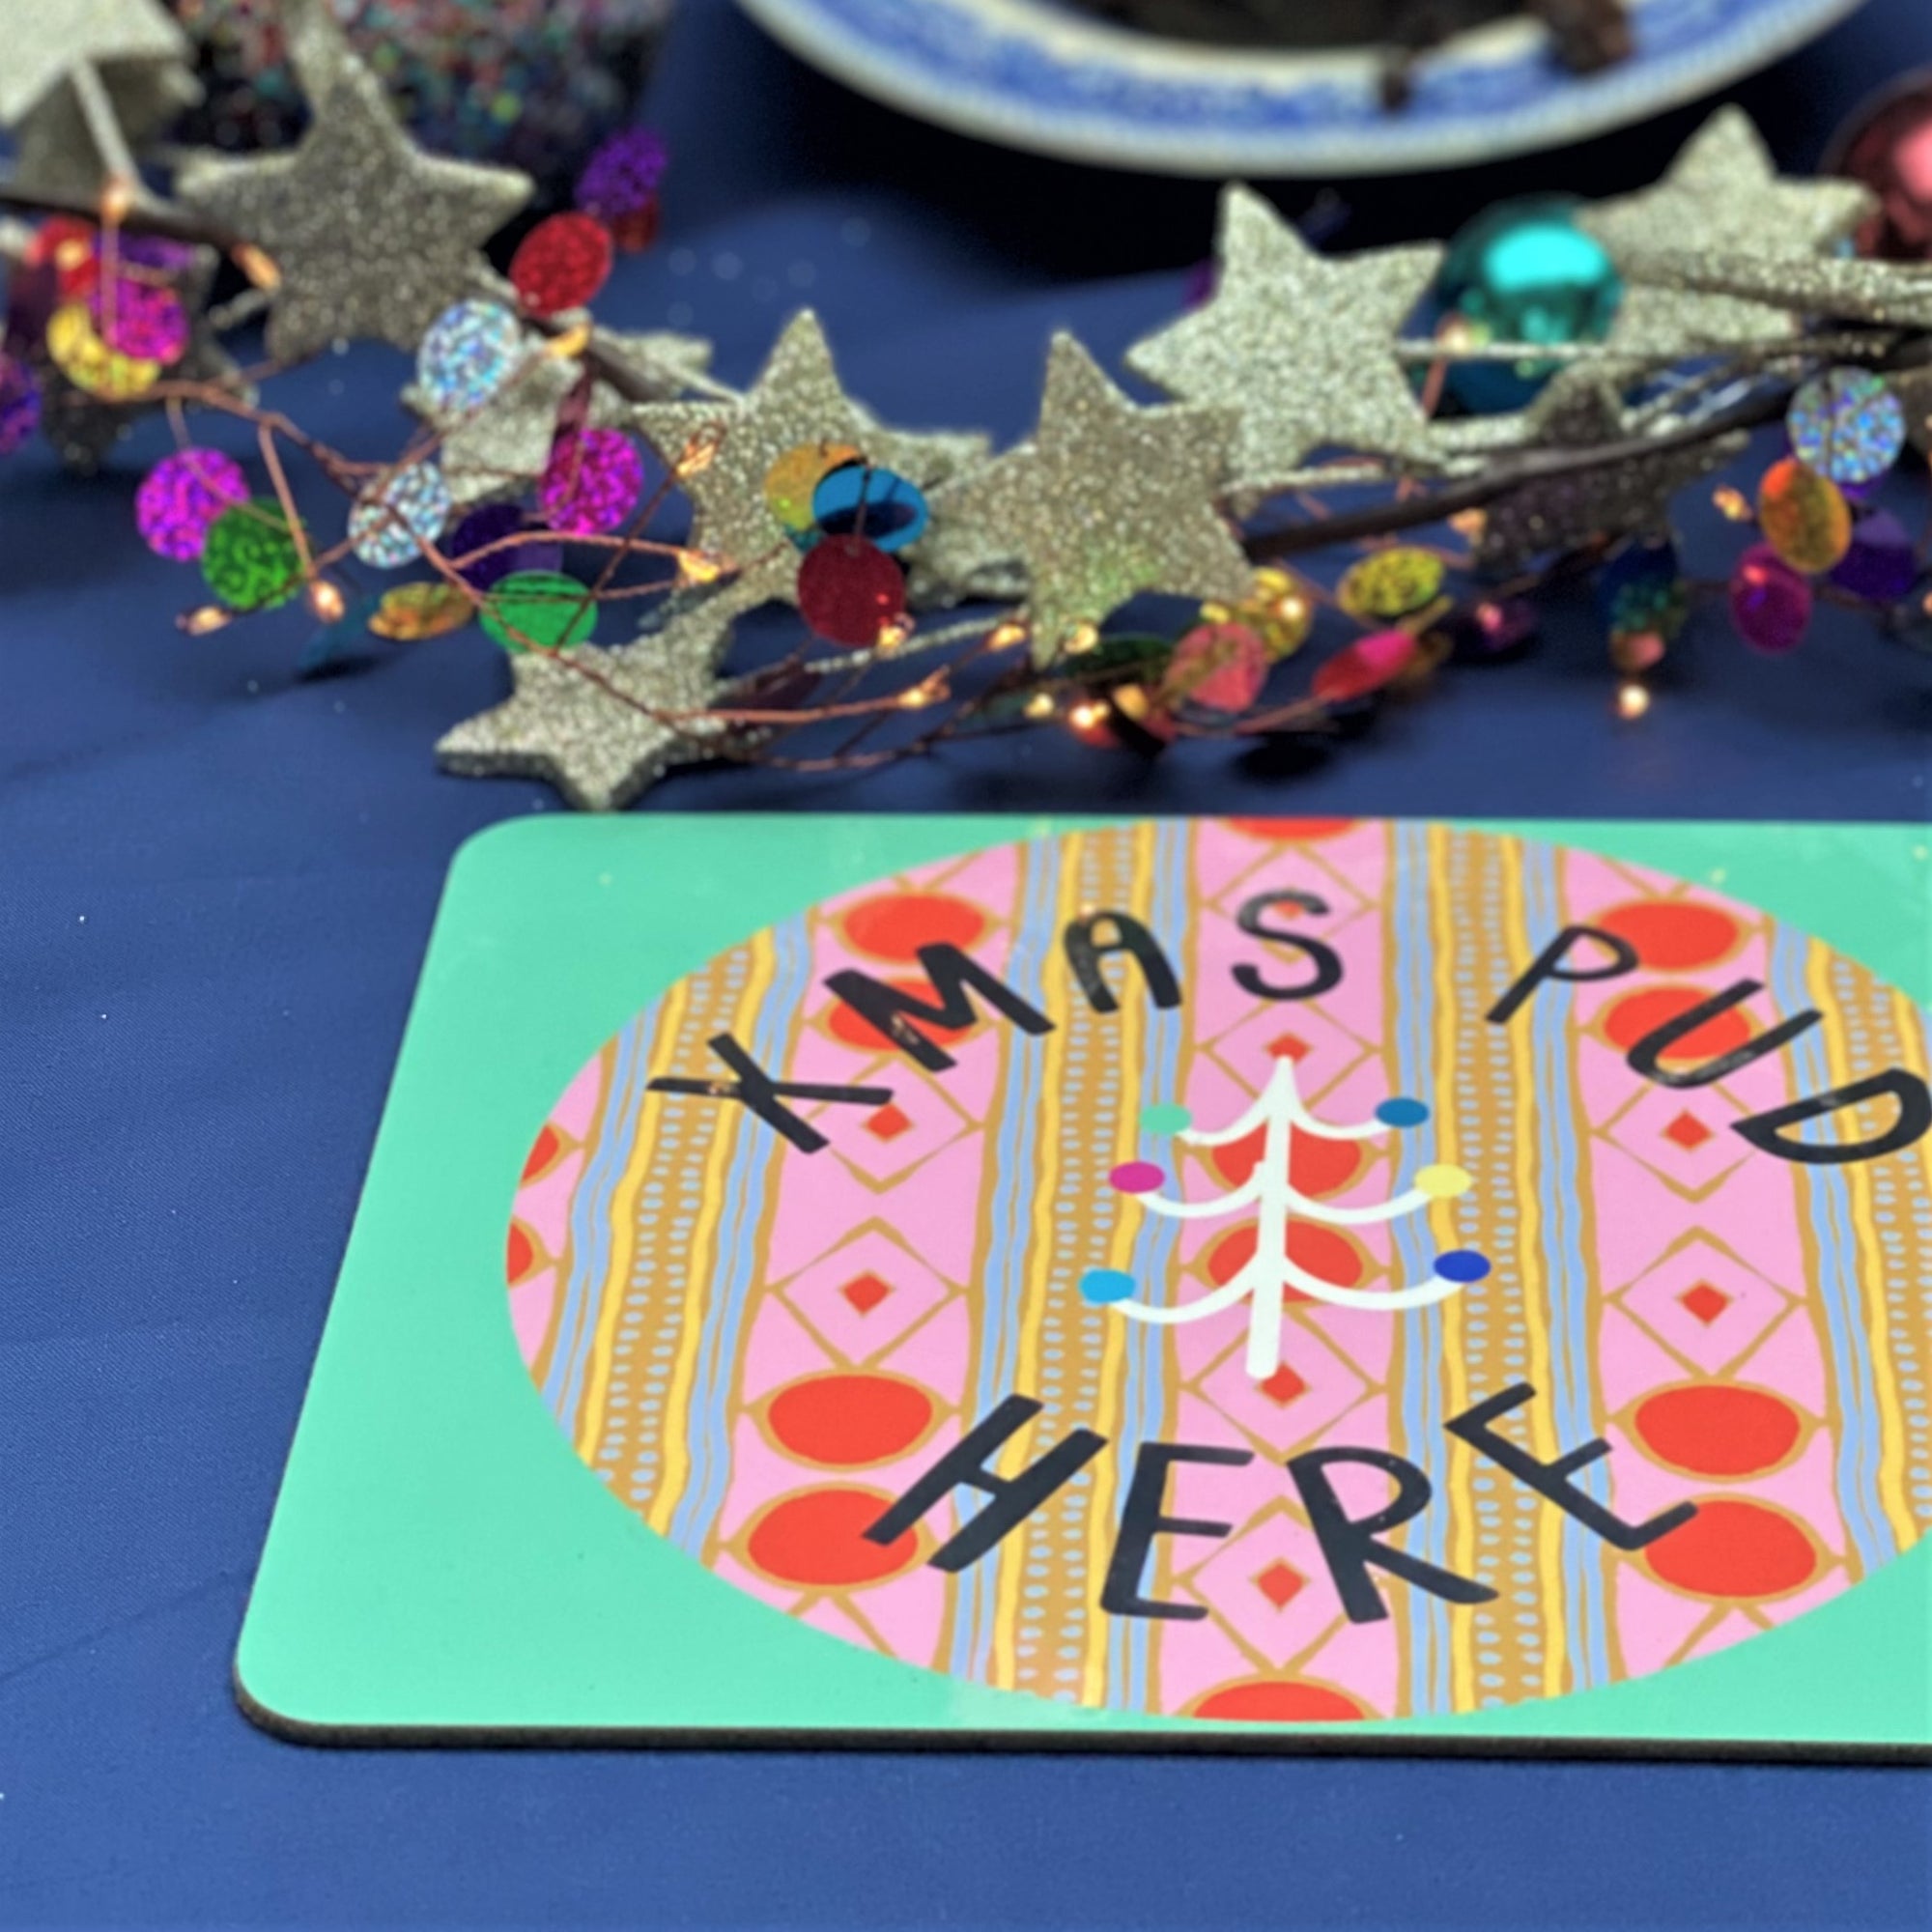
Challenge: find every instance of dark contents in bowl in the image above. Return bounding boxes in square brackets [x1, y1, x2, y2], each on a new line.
[1079, 0, 1633, 104]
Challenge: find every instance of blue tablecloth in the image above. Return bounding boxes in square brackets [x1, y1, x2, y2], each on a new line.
[5, 2, 1930, 1923]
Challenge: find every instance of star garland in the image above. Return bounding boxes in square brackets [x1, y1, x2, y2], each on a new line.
[0, 20, 1927, 808]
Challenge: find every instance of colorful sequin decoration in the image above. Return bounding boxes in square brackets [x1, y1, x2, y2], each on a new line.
[1757, 458, 1854, 575]
[200, 497, 306, 611]
[1597, 537, 1688, 647]
[349, 464, 453, 569]
[509, 213, 613, 318]
[0, 355, 43, 456]
[796, 535, 905, 646]
[1311, 629, 1416, 702]
[1729, 544, 1813, 654]
[416, 299, 526, 417]
[1200, 566, 1314, 661]
[576, 127, 668, 248]
[370, 581, 476, 641]
[44, 302, 160, 402]
[809, 465, 928, 554]
[1786, 368, 1907, 487]
[538, 428, 643, 535]
[1162, 621, 1268, 711]
[1338, 547, 1446, 623]
[88, 277, 190, 365]
[449, 502, 536, 589]
[136, 447, 250, 560]
[481, 570, 598, 652]
[763, 440, 863, 540]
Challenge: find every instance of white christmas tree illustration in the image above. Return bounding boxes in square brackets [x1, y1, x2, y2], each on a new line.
[1082, 1056, 1490, 1379]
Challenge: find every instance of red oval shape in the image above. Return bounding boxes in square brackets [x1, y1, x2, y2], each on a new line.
[521, 1122, 563, 1181]
[1645, 1497, 1819, 1599]
[745, 1487, 920, 1588]
[841, 891, 987, 961]
[766, 1375, 935, 1467]
[1208, 1126, 1361, 1198]
[506, 1219, 538, 1286]
[1634, 1384, 1804, 1478]
[1225, 817, 1357, 842]
[1206, 1223, 1364, 1292]
[1596, 899, 1742, 971]
[1603, 985, 1754, 1064]
[1193, 1679, 1370, 1722]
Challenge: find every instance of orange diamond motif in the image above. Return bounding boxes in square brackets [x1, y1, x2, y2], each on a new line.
[1266, 1032, 1310, 1062]
[1678, 1281, 1731, 1326]
[840, 1271, 894, 1315]
[1254, 1560, 1305, 1609]
[1257, 1364, 1308, 1407]
[864, 1103, 913, 1143]
[1662, 1110, 1714, 1151]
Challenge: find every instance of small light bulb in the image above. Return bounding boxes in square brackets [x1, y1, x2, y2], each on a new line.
[545, 322, 592, 359]
[1065, 622, 1100, 656]
[675, 430, 722, 478]
[876, 615, 914, 651]
[1068, 699, 1107, 730]
[677, 549, 724, 586]
[987, 619, 1030, 652]
[1616, 680, 1651, 721]
[1023, 692, 1055, 720]
[233, 243, 281, 291]
[180, 605, 234, 635]
[308, 580, 346, 623]
[99, 175, 135, 226]
[1713, 486, 1752, 523]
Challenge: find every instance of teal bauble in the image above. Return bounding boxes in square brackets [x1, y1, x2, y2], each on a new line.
[1437, 197, 1622, 413]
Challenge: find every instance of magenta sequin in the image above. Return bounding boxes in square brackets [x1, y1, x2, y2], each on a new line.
[89, 277, 191, 364]
[135, 447, 250, 560]
[538, 428, 643, 534]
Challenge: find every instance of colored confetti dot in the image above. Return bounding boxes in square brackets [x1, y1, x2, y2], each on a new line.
[1141, 1102, 1193, 1136]
[810, 464, 929, 554]
[1163, 622, 1268, 713]
[797, 533, 906, 646]
[135, 447, 249, 561]
[349, 463, 452, 569]
[88, 276, 189, 365]
[1080, 1268, 1137, 1305]
[1729, 543, 1813, 655]
[201, 497, 305, 611]
[509, 212, 613, 317]
[449, 502, 535, 590]
[1415, 1163, 1473, 1200]
[1597, 537, 1688, 647]
[1786, 368, 1906, 487]
[1109, 1160, 1166, 1194]
[1377, 1097, 1430, 1127]
[539, 427, 643, 535]
[0, 355, 43, 456]
[1337, 547, 1444, 623]
[1203, 564, 1313, 661]
[1310, 629, 1416, 704]
[577, 127, 668, 222]
[26, 215, 100, 302]
[1756, 457, 1853, 575]
[480, 570, 597, 653]
[764, 440, 863, 536]
[1434, 1250, 1492, 1284]
[370, 581, 475, 641]
[45, 300, 159, 402]
[416, 299, 525, 416]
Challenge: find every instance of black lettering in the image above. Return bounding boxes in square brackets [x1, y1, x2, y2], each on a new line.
[1446, 1383, 1695, 1551]
[1487, 924, 1638, 1026]
[866, 1395, 1105, 1572]
[1626, 980, 1822, 1089]
[1234, 890, 1343, 1002]
[1064, 912, 1181, 1016]
[825, 944, 1054, 1074]
[1288, 1447, 1495, 1625]
[1734, 1068, 1932, 1166]
[1100, 1442, 1254, 1621]
[647, 1032, 893, 1153]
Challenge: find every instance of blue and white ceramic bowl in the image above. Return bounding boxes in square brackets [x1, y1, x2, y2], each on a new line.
[736, 0, 1868, 174]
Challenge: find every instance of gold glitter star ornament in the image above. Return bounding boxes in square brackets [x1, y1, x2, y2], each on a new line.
[1125, 185, 1442, 497]
[175, 43, 530, 364]
[933, 333, 1250, 667]
[1578, 108, 1874, 355]
[0, 0, 187, 126]
[437, 604, 736, 810]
